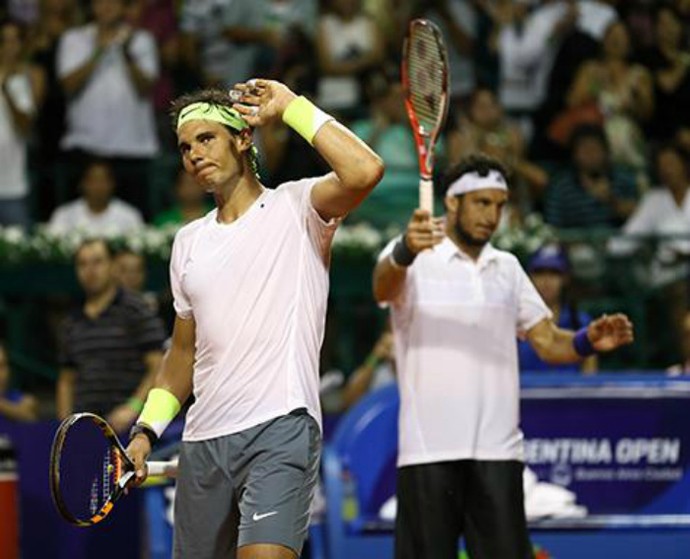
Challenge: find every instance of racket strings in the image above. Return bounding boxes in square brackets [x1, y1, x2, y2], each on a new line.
[407, 26, 446, 132]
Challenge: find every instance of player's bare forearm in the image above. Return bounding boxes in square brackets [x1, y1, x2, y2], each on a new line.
[528, 321, 581, 364]
[373, 256, 407, 304]
[310, 122, 384, 218]
[56, 368, 76, 419]
[132, 350, 164, 402]
[151, 316, 195, 404]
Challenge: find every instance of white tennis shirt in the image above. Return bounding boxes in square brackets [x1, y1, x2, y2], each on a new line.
[380, 237, 551, 467]
[170, 179, 337, 441]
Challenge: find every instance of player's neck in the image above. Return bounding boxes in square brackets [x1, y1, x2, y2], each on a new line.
[215, 176, 264, 224]
[447, 228, 483, 261]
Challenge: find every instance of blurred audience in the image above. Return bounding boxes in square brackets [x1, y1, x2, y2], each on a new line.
[347, 65, 420, 227]
[153, 168, 212, 228]
[518, 244, 597, 374]
[316, 0, 385, 118]
[114, 247, 159, 314]
[179, 0, 275, 89]
[28, 0, 81, 221]
[667, 311, 690, 375]
[0, 17, 42, 229]
[448, 86, 548, 210]
[565, 20, 654, 176]
[640, 4, 690, 148]
[0, 340, 38, 421]
[544, 124, 637, 228]
[57, 0, 159, 216]
[47, 158, 143, 236]
[56, 238, 165, 433]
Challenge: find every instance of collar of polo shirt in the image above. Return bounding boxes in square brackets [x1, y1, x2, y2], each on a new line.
[436, 237, 499, 266]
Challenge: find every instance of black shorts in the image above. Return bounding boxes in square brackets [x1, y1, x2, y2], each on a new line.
[395, 460, 533, 559]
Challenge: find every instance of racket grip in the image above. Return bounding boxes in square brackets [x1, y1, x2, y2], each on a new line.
[419, 178, 434, 215]
[147, 459, 178, 478]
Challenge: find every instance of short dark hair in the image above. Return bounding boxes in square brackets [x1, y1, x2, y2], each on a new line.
[442, 153, 510, 196]
[569, 124, 609, 154]
[170, 88, 259, 175]
[74, 238, 115, 262]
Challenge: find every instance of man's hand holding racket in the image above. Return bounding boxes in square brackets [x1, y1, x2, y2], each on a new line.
[126, 431, 152, 486]
[404, 209, 445, 255]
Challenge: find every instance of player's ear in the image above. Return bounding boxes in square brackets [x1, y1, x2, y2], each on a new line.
[235, 128, 254, 154]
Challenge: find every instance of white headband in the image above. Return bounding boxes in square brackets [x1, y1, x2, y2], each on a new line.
[446, 170, 508, 197]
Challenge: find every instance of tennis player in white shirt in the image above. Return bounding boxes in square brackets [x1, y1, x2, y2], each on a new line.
[374, 153, 633, 559]
[126, 80, 383, 559]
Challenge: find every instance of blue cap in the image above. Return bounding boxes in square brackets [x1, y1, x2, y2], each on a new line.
[528, 245, 568, 273]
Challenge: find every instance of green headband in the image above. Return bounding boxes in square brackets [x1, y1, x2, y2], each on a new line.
[177, 101, 260, 177]
[177, 102, 250, 132]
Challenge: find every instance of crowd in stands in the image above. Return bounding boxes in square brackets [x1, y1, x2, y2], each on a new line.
[1, 0, 690, 417]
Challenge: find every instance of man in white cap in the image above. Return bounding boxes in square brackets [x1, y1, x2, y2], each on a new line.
[373, 153, 634, 559]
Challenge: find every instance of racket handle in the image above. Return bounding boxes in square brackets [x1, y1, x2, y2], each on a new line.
[147, 459, 178, 478]
[419, 178, 434, 215]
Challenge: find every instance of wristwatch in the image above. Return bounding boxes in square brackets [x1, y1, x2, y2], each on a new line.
[129, 422, 158, 447]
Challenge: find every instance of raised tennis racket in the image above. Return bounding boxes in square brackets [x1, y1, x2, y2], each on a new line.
[49, 412, 178, 527]
[402, 18, 450, 215]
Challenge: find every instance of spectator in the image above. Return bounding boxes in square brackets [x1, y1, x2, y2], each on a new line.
[347, 65, 421, 227]
[0, 17, 42, 229]
[28, 0, 82, 221]
[565, 20, 654, 175]
[418, 0, 478, 102]
[518, 244, 597, 374]
[179, 0, 276, 89]
[0, 341, 38, 422]
[57, 0, 159, 216]
[47, 158, 144, 236]
[448, 86, 548, 206]
[609, 143, 690, 361]
[153, 169, 212, 228]
[667, 311, 690, 375]
[56, 238, 166, 433]
[640, 4, 690, 146]
[125, 0, 179, 145]
[340, 327, 395, 411]
[114, 248, 159, 314]
[316, 0, 385, 118]
[544, 124, 638, 229]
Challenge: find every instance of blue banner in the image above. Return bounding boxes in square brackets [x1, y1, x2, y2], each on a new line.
[521, 375, 690, 517]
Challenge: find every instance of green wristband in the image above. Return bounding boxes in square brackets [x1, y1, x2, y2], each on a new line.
[126, 397, 144, 414]
[282, 95, 334, 145]
[365, 355, 380, 368]
[138, 388, 182, 438]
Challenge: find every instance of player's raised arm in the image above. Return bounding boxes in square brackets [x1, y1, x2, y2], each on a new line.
[232, 79, 384, 221]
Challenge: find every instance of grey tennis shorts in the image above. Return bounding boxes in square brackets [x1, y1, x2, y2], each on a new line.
[173, 409, 321, 559]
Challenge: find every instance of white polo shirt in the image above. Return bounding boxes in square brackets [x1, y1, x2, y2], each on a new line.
[170, 178, 337, 441]
[380, 237, 551, 467]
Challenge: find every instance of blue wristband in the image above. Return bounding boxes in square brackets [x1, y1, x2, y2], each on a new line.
[573, 327, 595, 357]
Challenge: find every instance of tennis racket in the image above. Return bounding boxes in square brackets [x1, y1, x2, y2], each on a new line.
[402, 18, 450, 215]
[49, 412, 178, 527]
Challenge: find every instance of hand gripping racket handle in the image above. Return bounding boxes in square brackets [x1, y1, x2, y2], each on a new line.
[147, 459, 178, 478]
[419, 178, 434, 215]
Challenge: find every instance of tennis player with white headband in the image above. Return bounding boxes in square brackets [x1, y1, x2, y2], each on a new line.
[126, 79, 383, 559]
[374, 153, 634, 559]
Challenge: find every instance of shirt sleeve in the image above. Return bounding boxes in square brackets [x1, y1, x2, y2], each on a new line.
[5, 73, 34, 114]
[515, 258, 552, 336]
[130, 30, 159, 79]
[57, 29, 93, 78]
[170, 230, 194, 319]
[285, 178, 341, 263]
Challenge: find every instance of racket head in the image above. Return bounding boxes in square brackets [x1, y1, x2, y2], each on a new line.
[402, 18, 450, 178]
[49, 413, 135, 527]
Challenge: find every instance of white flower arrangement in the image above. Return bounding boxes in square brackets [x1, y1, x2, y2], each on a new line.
[0, 216, 554, 265]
